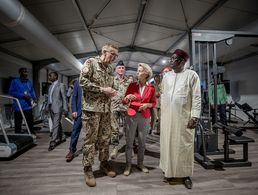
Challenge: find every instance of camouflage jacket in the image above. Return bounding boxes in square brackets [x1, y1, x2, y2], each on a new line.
[111, 75, 130, 112]
[79, 56, 114, 113]
[154, 83, 161, 108]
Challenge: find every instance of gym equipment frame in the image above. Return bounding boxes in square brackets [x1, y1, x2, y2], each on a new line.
[190, 30, 258, 168]
[0, 95, 36, 159]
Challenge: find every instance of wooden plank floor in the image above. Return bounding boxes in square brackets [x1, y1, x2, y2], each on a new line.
[1, 126, 258, 195]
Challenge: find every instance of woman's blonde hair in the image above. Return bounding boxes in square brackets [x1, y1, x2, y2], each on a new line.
[138, 63, 153, 81]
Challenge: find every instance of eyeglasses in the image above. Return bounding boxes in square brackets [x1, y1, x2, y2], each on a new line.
[106, 50, 118, 58]
[169, 56, 184, 64]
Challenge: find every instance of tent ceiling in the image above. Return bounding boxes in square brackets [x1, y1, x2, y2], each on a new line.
[0, 0, 258, 76]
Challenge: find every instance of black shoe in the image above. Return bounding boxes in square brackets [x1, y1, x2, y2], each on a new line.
[163, 177, 173, 183]
[48, 145, 55, 151]
[61, 137, 66, 143]
[184, 177, 192, 189]
[48, 142, 56, 151]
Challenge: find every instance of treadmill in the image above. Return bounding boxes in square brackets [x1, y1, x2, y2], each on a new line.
[0, 95, 36, 159]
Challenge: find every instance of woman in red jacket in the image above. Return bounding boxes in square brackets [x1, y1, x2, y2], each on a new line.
[123, 63, 156, 176]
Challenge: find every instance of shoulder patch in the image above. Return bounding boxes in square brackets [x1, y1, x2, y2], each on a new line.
[82, 66, 89, 74]
[81, 59, 92, 74]
[86, 59, 92, 65]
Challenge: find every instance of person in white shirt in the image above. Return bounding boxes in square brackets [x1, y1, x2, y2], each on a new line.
[160, 49, 201, 189]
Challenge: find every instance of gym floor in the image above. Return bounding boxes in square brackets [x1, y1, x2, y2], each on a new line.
[0, 125, 258, 195]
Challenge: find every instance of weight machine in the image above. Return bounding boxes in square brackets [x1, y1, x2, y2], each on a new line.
[191, 30, 257, 168]
[235, 102, 258, 129]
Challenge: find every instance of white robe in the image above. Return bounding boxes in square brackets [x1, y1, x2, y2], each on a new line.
[160, 69, 201, 178]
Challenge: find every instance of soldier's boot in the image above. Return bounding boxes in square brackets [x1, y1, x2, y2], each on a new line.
[110, 145, 119, 159]
[84, 166, 96, 187]
[123, 164, 132, 176]
[100, 160, 116, 177]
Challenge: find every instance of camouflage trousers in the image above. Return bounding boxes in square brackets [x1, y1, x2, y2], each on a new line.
[110, 111, 125, 146]
[82, 111, 111, 167]
[151, 108, 160, 133]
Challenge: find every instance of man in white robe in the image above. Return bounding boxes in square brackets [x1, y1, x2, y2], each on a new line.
[160, 49, 201, 189]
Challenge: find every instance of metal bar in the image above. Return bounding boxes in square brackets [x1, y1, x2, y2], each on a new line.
[0, 46, 31, 62]
[130, 0, 149, 47]
[199, 123, 207, 162]
[153, 0, 229, 67]
[0, 110, 10, 145]
[191, 33, 196, 70]
[72, 0, 99, 53]
[0, 95, 31, 135]
[165, 32, 188, 54]
[32, 46, 170, 68]
[76, 46, 170, 59]
[188, 30, 193, 68]
[143, 19, 185, 31]
[90, 19, 136, 29]
[213, 43, 218, 125]
[224, 129, 229, 161]
[198, 42, 202, 81]
[191, 0, 229, 29]
[88, 0, 112, 26]
[191, 29, 258, 38]
[153, 32, 187, 65]
[207, 43, 211, 129]
[180, 0, 189, 30]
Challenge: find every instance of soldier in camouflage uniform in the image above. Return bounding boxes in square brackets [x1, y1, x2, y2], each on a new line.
[110, 60, 130, 159]
[152, 74, 161, 135]
[79, 43, 118, 187]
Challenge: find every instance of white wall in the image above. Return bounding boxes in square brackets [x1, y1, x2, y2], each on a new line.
[38, 68, 69, 101]
[0, 52, 32, 106]
[0, 52, 69, 120]
[0, 52, 33, 125]
[0, 51, 32, 82]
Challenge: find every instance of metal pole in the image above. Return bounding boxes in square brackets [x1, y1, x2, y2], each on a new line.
[199, 123, 207, 162]
[0, 110, 10, 145]
[207, 43, 211, 129]
[191, 36, 196, 70]
[213, 43, 218, 125]
[198, 42, 202, 80]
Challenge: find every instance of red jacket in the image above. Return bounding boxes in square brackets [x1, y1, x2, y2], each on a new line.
[123, 82, 156, 118]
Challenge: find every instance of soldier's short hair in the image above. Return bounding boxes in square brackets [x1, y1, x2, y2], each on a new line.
[102, 43, 119, 53]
